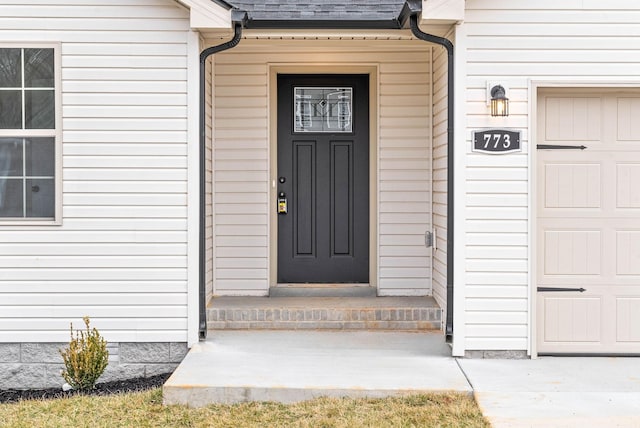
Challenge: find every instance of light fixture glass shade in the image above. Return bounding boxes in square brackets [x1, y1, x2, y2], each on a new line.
[490, 85, 509, 117]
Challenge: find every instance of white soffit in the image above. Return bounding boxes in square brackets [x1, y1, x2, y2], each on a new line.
[175, 0, 232, 30]
[421, 0, 464, 25]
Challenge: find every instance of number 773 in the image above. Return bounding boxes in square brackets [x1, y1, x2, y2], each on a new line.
[483, 133, 511, 149]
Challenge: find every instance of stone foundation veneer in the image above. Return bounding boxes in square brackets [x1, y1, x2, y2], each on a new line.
[0, 342, 188, 390]
[464, 350, 528, 359]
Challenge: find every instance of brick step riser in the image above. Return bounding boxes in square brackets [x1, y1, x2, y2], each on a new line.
[207, 307, 443, 331]
[208, 321, 442, 330]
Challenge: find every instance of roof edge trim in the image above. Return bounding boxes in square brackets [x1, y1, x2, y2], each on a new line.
[175, 0, 233, 29]
[209, 0, 234, 9]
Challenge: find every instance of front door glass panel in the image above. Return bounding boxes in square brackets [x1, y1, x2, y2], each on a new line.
[294, 87, 352, 133]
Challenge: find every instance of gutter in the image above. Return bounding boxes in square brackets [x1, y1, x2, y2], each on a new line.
[402, 2, 455, 343]
[243, 19, 403, 30]
[199, 11, 246, 340]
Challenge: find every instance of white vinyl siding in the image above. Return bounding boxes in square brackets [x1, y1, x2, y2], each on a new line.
[205, 55, 214, 303]
[462, 0, 640, 351]
[212, 39, 432, 296]
[213, 45, 268, 295]
[0, 0, 191, 342]
[378, 45, 432, 296]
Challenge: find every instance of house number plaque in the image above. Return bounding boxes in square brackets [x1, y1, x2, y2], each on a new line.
[472, 129, 521, 154]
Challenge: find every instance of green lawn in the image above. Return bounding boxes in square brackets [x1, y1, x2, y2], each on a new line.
[0, 389, 489, 427]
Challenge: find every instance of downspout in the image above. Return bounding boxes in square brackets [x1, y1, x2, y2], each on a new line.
[407, 12, 455, 343]
[199, 14, 245, 340]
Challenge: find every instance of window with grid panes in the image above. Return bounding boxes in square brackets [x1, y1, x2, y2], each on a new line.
[0, 47, 56, 219]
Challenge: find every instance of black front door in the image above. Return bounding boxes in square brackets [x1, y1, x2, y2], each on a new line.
[277, 74, 369, 283]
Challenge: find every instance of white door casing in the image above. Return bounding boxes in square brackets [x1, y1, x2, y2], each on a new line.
[537, 90, 640, 354]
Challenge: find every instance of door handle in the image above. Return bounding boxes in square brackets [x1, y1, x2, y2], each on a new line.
[278, 192, 288, 214]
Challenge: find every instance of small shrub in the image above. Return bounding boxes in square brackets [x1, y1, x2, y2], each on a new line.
[59, 316, 109, 390]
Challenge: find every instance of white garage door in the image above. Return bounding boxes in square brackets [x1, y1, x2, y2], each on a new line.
[537, 90, 640, 354]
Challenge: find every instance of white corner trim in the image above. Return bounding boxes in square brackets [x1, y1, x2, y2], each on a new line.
[451, 22, 467, 357]
[186, 30, 200, 347]
[527, 78, 536, 359]
[174, 0, 231, 30]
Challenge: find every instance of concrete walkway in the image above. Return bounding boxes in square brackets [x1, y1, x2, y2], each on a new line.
[164, 332, 640, 426]
[163, 330, 471, 406]
[459, 357, 640, 428]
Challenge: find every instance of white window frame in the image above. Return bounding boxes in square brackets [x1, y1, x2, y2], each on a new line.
[0, 43, 62, 226]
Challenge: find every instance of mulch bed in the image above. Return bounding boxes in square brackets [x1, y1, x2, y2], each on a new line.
[0, 373, 172, 404]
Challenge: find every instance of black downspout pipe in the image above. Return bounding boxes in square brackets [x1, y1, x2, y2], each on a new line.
[199, 21, 244, 340]
[408, 13, 455, 343]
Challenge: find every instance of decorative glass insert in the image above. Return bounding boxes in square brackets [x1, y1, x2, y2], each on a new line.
[294, 87, 352, 133]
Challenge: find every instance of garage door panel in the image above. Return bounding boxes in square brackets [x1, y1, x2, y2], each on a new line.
[617, 298, 640, 342]
[545, 97, 601, 142]
[617, 163, 640, 208]
[617, 97, 640, 142]
[544, 163, 601, 208]
[542, 296, 601, 343]
[543, 230, 601, 276]
[616, 231, 640, 275]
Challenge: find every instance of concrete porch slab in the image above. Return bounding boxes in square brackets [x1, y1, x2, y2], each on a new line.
[163, 331, 471, 406]
[208, 295, 440, 309]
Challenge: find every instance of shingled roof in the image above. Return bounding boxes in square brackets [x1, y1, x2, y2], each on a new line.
[228, 0, 407, 23]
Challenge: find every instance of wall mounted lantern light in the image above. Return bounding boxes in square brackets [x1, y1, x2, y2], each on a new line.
[490, 85, 509, 117]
